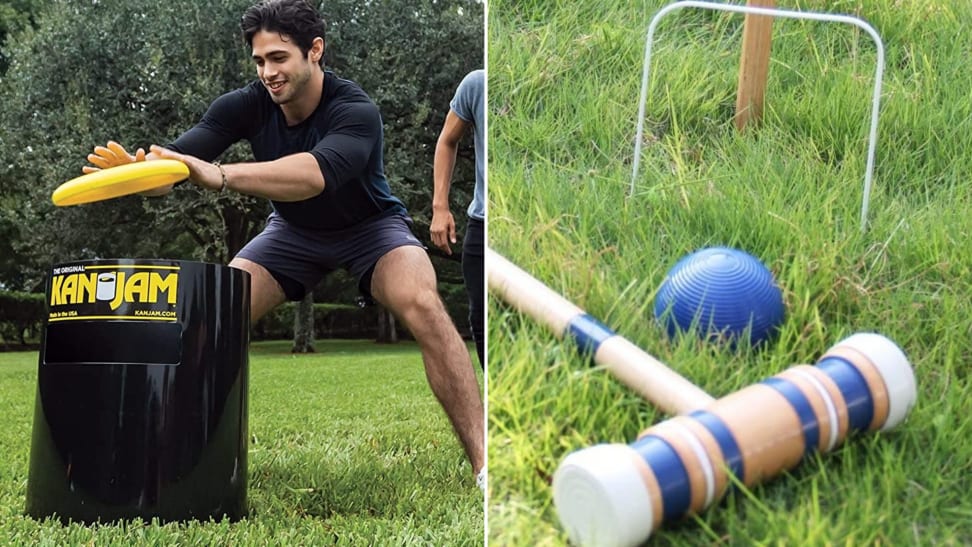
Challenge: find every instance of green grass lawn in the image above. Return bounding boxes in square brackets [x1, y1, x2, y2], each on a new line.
[0, 340, 484, 545]
[488, 0, 972, 544]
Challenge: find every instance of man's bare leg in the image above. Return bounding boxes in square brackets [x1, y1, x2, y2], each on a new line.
[370, 246, 485, 476]
[229, 257, 287, 322]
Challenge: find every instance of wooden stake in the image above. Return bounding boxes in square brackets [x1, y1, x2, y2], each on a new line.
[734, 0, 775, 131]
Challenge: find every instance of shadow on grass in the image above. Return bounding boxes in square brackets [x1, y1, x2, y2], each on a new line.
[251, 454, 453, 519]
[250, 436, 466, 519]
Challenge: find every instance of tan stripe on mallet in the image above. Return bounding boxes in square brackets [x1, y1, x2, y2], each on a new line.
[695, 383, 806, 485]
[670, 415, 734, 503]
[626, 448, 665, 530]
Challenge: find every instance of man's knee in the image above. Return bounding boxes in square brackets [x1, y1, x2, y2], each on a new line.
[372, 247, 435, 306]
[398, 286, 449, 325]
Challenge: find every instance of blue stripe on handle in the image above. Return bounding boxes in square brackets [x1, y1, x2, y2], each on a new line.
[689, 410, 745, 482]
[762, 377, 820, 455]
[566, 313, 615, 359]
[816, 356, 874, 432]
[630, 434, 691, 520]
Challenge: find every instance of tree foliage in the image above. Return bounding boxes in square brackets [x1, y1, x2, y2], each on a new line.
[0, 0, 46, 72]
[0, 289, 43, 345]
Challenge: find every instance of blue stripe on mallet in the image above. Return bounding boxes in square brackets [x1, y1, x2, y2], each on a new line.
[762, 377, 820, 455]
[566, 313, 616, 361]
[630, 434, 692, 520]
[816, 356, 875, 432]
[689, 410, 745, 482]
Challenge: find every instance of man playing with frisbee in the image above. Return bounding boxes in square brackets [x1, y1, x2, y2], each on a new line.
[83, 0, 484, 486]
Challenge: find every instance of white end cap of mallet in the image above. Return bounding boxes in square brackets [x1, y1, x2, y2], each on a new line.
[832, 332, 917, 430]
[552, 444, 654, 547]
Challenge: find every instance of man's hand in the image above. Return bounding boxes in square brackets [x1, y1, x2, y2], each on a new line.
[430, 207, 456, 255]
[83, 140, 175, 196]
[149, 145, 224, 192]
[83, 141, 145, 174]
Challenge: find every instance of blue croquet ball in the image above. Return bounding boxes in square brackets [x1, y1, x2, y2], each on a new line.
[654, 247, 785, 346]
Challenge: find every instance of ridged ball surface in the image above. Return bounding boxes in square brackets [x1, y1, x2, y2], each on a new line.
[654, 247, 785, 346]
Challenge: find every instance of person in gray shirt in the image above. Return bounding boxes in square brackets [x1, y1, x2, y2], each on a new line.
[431, 69, 485, 369]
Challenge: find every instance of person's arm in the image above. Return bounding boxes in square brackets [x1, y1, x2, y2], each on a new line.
[151, 97, 384, 201]
[430, 110, 470, 255]
[148, 145, 324, 201]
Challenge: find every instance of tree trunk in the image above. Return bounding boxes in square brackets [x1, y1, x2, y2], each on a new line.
[376, 306, 398, 344]
[221, 203, 252, 261]
[292, 293, 315, 353]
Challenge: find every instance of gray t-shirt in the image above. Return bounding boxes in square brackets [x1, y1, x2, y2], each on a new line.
[449, 69, 485, 220]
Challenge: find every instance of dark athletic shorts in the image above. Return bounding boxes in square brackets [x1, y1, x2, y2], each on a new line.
[235, 211, 425, 301]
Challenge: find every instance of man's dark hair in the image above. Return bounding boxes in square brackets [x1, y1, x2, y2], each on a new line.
[241, 0, 326, 65]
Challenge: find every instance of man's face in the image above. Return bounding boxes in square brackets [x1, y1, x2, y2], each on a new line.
[251, 30, 319, 105]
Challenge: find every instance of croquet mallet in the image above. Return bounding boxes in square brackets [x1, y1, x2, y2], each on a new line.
[487, 247, 917, 546]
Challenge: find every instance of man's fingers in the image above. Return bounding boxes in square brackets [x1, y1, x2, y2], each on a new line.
[87, 154, 112, 169]
[149, 144, 178, 161]
[432, 235, 453, 255]
[93, 145, 120, 163]
[430, 232, 448, 254]
[430, 213, 457, 255]
[86, 142, 143, 175]
[106, 141, 131, 160]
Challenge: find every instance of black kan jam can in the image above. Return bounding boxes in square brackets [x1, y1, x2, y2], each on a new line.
[25, 259, 250, 523]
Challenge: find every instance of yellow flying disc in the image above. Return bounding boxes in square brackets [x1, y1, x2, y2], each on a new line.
[52, 159, 189, 206]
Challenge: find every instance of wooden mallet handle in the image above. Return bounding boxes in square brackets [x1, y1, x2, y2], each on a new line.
[487, 247, 715, 415]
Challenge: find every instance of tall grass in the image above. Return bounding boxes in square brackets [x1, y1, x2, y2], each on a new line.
[488, 0, 972, 544]
[0, 341, 483, 545]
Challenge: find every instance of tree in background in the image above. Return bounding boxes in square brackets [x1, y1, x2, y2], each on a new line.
[0, 0, 45, 72]
[292, 293, 315, 353]
[0, 0, 47, 290]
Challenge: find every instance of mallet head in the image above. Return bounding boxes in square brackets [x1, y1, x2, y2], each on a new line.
[553, 332, 917, 546]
